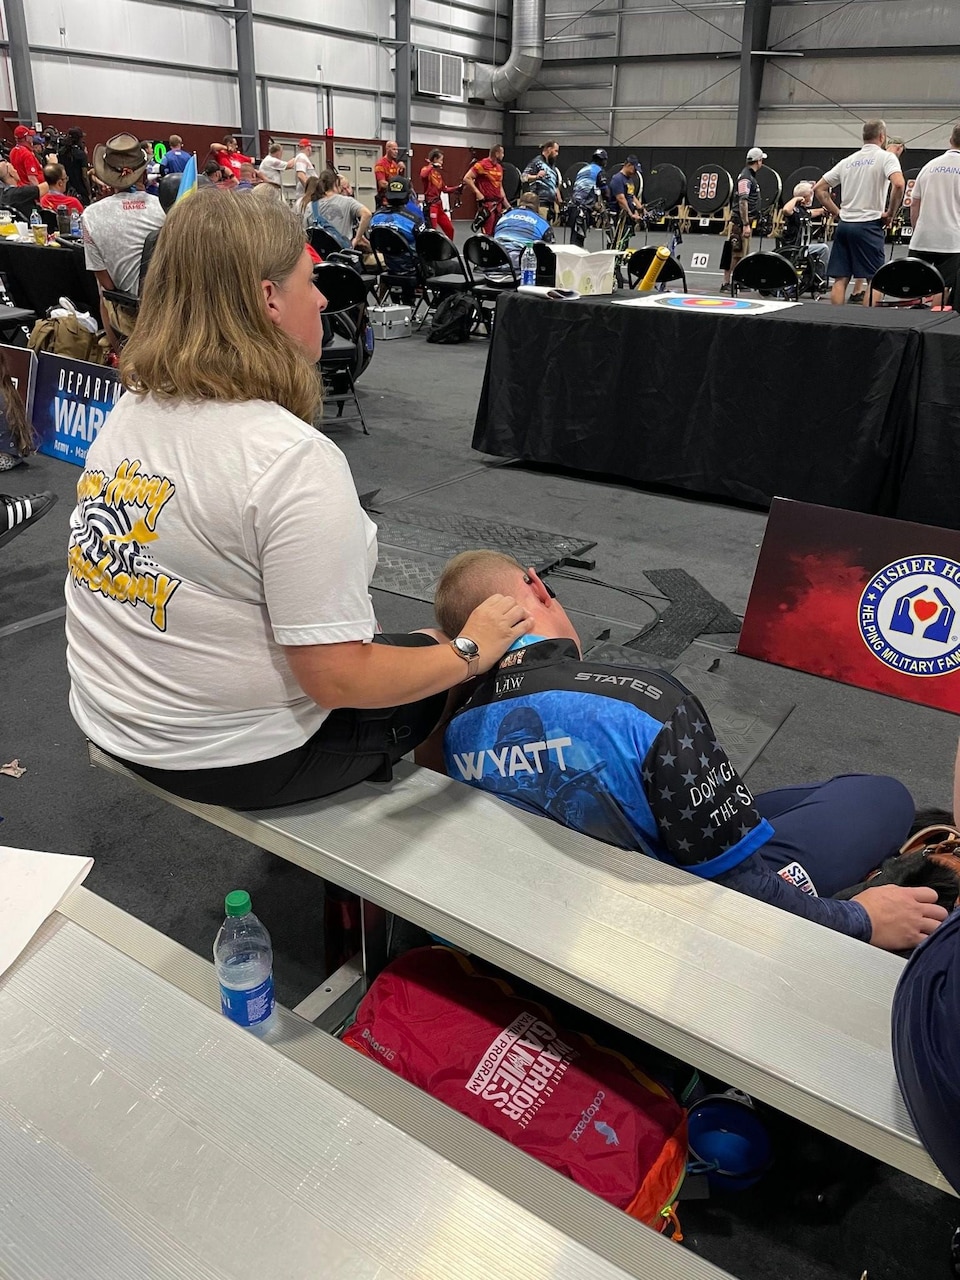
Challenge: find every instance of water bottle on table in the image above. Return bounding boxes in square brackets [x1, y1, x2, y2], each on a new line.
[70, 210, 81, 238]
[521, 245, 537, 286]
[214, 889, 278, 1036]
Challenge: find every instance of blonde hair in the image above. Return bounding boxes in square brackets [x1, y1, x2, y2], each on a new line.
[120, 188, 321, 424]
[793, 181, 813, 198]
[434, 550, 524, 637]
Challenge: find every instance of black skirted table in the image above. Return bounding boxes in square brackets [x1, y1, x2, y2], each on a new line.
[473, 292, 960, 526]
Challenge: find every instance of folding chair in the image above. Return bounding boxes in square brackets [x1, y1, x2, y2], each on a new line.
[626, 246, 687, 292]
[868, 257, 947, 309]
[314, 262, 370, 435]
[414, 229, 471, 330]
[367, 226, 420, 307]
[461, 235, 518, 335]
[731, 251, 799, 300]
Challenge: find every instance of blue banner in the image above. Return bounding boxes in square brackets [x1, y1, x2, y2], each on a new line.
[34, 353, 123, 467]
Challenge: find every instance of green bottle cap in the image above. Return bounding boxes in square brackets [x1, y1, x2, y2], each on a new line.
[224, 889, 251, 917]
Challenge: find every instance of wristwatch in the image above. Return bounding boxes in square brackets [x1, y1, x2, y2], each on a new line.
[450, 636, 480, 679]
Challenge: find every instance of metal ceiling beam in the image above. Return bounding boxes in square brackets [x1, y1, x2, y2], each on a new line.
[395, 0, 411, 154]
[3, 0, 37, 123]
[546, 43, 960, 67]
[736, 0, 772, 147]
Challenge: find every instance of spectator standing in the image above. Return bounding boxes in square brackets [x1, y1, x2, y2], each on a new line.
[161, 135, 191, 176]
[9, 126, 42, 186]
[493, 193, 554, 271]
[259, 142, 295, 187]
[81, 133, 165, 349]
[295, 139, 318, 192]
[419, 149, 458, 238]
[463, 144, 510, 236]
[849, 137, 906, 301]
[210, 135, 253, 180]
[58, 127, 93, 205]
[815, 120, 904, 306]
[908, 124, 960, 304]
[374, 140, 406, 208]
[721, 146, 766, 292]
[40, 164, 85, 219]
[521, 141, 561, 220]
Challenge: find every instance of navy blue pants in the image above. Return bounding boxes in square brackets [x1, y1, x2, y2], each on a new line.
[754, 774, 914, 897]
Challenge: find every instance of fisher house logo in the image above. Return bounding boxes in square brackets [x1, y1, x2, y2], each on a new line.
[858, 556, 960, 677]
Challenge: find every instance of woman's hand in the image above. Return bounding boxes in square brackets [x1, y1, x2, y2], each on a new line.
[461, 594, 534, 672]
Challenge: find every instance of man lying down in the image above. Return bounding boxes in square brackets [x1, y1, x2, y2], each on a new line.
[435, 551, 949, 954]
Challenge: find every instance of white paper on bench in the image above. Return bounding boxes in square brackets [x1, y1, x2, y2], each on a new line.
[0, 844, 92, 980]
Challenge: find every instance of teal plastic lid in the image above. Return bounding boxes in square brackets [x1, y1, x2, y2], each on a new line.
[224, 889, 251, 917]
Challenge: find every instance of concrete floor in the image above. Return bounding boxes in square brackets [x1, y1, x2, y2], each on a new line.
[1, 316, 957, 1280]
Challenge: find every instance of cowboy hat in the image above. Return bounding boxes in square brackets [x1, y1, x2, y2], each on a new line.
[92, 132, 148, 189]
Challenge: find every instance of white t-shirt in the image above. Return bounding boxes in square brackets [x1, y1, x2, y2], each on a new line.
[822, 144, 901, 222]
[258, 154, 287, 186]
[295, 152, 318, 182]
[81, 191, 166, 295]
[910, 149, 960, 253]
[65, 395, 379, 769]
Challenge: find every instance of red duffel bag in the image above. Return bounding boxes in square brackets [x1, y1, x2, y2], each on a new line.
[343, 946, 687, 1231]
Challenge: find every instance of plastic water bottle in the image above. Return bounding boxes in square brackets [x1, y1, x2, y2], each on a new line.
[214, 890, 278, 1037]
[28, 208, 45, 244]
[521, 245, 537, 286]
[70, 209, 81, 237]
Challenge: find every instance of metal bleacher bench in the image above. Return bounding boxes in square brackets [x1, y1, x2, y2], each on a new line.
[89, 744, 954, 1198]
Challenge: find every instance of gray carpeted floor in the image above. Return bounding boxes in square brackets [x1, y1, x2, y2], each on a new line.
[1, 324, 956, 1280]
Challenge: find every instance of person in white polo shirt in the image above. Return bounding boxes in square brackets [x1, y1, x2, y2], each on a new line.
[814, 119, 905, 306]
[909, 122, 960, 306]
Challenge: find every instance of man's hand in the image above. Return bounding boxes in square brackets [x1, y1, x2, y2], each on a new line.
[461, 595, 534, 673]
[397, 161, 406, 176]
[742, 224, 751, 239]
[854, 884, 948, 951]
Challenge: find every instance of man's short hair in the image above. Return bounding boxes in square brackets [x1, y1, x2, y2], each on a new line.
[239, 163, 256, 178]
[518, 192, 540, 209]
[862, 119, 886, 143]
[224, 135, 237, 147]
[952, 124, 960, 150]
[204, 159, 222, 178]
[435, 551, 524, 638]
[43, 162, 65, 186]
[541, 140, 558, 153]
[269, 142, 283, 156]
[169, 134, 182, 148]
[887, 136, 905, 149]
[490, 145, 503, 157]
[428, 148, 442, 162]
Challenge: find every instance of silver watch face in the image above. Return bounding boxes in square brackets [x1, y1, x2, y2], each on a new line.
[453, 637, 480, 659]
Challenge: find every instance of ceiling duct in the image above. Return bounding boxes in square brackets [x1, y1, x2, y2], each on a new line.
[471, 0, 545, 104]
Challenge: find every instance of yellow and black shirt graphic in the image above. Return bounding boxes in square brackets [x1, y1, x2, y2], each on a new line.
[67, 458, 181, 632]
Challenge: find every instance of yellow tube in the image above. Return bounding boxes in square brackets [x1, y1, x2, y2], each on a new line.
[636, 244, 671, 292]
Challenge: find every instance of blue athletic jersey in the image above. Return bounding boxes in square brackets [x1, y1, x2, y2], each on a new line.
[572, 163, 608, 206]
[370, 205, 424, 249]
[493, 207, 553, 254]
[522, 157, 560, 202]
[609, 170, 640, 213]
[444, 638, 772, 878]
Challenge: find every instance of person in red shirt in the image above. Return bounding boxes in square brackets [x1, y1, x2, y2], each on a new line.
[209, 134, 253, 180]
[419, 149, 458, 239]
[374, 140, 406, 207]
[9, 125, 42, 186]
[39, 164, 85, 218]
[463, 144, 509, 236]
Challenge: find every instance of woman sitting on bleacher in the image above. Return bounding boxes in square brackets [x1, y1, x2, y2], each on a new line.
[64, 189, 531, 808]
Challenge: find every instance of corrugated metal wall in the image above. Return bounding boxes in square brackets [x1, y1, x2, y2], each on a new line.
[515, 0, 960, 150]
[20, 0, 505, 146]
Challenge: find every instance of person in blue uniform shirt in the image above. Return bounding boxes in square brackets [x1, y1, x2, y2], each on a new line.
[435, 550, 947, 954]
[493, 193, 554, 272]
[607, 155, 643, 249]
[369, 176, 425, 301]
[568, 149, 610, 248]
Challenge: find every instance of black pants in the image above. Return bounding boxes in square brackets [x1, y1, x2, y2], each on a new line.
[113, 633, 445, 809]
[909, 248, 960, 306]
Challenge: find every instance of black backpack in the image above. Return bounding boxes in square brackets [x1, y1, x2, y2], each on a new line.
[427, 293, 478, 344]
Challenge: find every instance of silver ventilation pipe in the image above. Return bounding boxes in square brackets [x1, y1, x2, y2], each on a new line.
[472, 0, 545, 104]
